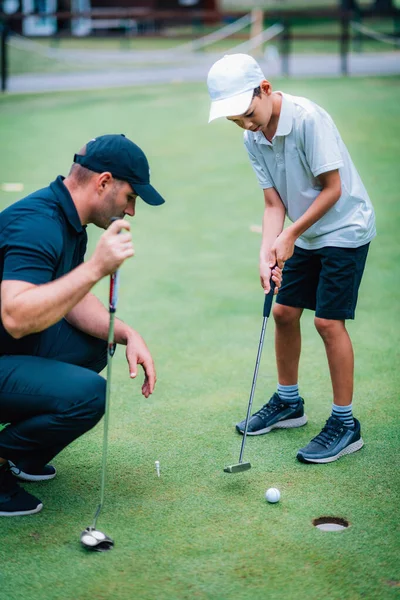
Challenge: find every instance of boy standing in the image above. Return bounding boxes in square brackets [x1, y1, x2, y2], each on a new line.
[207, 54, 375, 463]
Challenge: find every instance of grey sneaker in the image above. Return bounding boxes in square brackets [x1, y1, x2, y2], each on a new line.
[297, 416, 364, 464]
[9, 460, 56, 482]
[236, 393, 308, 436]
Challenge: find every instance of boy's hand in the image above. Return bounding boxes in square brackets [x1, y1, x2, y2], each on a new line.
[260, 262, 282, 294]
[270, 229, 296, 268]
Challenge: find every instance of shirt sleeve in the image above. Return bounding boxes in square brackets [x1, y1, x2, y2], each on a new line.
[244, 135, 274, 189]
[2, 214, 64, 285]
[302, 108, 344, 178]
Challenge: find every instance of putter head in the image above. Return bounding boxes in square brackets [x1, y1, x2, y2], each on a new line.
[80, 527, 114, 552]
[224, 462, 251, 474]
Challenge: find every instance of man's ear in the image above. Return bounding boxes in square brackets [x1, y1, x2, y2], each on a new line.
[97, 172, 113, 192]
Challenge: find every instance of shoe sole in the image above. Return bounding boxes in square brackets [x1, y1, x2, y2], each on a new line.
[297, 437, 364, 464]
[0, 502, 43, 517]
[238, 414, 308, 436]
[9, 461, 56, 482]
[10, 471, 56, 482]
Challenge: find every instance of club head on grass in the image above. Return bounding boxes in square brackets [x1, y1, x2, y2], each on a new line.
[223, 462, 252, 474]
[80, 527, 114, 552]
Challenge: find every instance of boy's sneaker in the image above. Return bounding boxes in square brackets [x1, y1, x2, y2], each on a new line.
[297, 416, 364, 464]
[0, 465, 43, 516]
[236, 393, 308, 435]
[8, 460, 56, 482]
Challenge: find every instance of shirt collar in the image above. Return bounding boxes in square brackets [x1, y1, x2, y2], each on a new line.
[252, 92, 294, 145]
[50, 176, 84, 233]
[275, 92, 293, 137]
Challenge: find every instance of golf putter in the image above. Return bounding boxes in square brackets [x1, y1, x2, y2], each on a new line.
[224, 278, 276, 474]
[81, 218, 121, 552]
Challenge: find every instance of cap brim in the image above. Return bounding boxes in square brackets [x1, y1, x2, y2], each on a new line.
[133, 182, 165, 206]
[208, 89, 254, 123]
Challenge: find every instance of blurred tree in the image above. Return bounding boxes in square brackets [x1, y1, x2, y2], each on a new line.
[373, 0, 395, 8]
[340, 0, 360, 9]
[340, 0, 395, 9]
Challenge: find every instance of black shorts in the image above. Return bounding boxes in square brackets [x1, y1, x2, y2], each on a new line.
[275, 243, 370, 320]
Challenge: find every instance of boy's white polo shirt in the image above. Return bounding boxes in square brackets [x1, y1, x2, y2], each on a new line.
[244, 92, 376, 249]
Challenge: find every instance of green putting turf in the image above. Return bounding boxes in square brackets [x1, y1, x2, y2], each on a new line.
[0, 77, 399, 600]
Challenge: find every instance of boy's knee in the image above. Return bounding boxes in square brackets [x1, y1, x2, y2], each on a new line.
[273, 304, 301, 326]
[314, 317, 343, 340]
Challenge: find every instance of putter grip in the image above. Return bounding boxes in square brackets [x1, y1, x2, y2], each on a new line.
[263, 279, 276, 318]
[108, 217, 121, 313]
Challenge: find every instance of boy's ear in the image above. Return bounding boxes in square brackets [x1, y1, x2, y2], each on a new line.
[261, 80, 272, 95]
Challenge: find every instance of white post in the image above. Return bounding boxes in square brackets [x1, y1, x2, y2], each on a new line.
[250, 8, 264, 56]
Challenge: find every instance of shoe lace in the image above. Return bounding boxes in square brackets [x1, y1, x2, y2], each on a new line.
[312, 418, 344, 448]
[254, 395, 285, 419]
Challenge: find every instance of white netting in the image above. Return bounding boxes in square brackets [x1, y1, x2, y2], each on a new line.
[7, 13, 261, 66]
[229, 23, 284, 53]
[169, 12, 255, 53]
[7, 33, 173, 65]
[351, 21, 400, 47]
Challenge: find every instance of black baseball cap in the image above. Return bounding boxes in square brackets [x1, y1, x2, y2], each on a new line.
[73, 134, 165, 206]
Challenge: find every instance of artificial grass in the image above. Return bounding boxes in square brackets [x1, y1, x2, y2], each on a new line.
[0, 77, 399, 600]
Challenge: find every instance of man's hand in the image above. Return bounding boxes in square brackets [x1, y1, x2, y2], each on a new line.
[259, 262, 283, 294]
[270, 228, 296, 269]
[125, 330, 156, 398]
[89, 219, 134, 279]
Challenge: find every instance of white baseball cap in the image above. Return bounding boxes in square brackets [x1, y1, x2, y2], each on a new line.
[207, 54, 266, 123]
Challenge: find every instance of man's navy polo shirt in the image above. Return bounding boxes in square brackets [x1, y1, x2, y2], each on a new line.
[0, 176, 87, 354]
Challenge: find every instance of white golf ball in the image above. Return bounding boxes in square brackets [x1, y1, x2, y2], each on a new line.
[91, 530, 106, 541]
[265, 487, 281, 503]
[81, 534, 98, 546]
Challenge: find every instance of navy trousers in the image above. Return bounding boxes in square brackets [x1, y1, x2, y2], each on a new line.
[0, 319, 107, 470]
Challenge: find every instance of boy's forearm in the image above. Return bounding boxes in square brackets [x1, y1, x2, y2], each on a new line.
[288, 172, 341, 241]
[260, 205, 286, 262]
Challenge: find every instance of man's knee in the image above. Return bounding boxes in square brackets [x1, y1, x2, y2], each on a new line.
[273, 304, 301, 327]
[66, 371, 106, 424]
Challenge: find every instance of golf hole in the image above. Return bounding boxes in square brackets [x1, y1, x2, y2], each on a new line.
[312, 516, 349, 531]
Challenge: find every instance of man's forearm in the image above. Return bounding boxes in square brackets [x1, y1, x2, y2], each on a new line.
[65, 292, 132, 344]
[3, 259, 102, 338]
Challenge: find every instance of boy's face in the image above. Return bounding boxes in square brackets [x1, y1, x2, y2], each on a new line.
[227, 80, 273, 132]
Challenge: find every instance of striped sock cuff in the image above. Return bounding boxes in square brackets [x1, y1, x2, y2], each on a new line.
[277, 383, 300, 405]
[331, 403, 355, 428]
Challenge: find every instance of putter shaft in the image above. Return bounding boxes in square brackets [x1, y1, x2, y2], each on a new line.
[92, 267, 119, 530]
[225, 282, 276, 474]
[238, 316, 267, 464]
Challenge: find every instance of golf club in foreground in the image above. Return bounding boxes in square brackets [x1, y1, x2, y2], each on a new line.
[224, 279, 276, 474]
[81, 221, 120, 552]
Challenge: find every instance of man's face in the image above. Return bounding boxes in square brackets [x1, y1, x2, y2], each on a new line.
[227, 83, 273, 132]
[97, 180, 137, 228]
